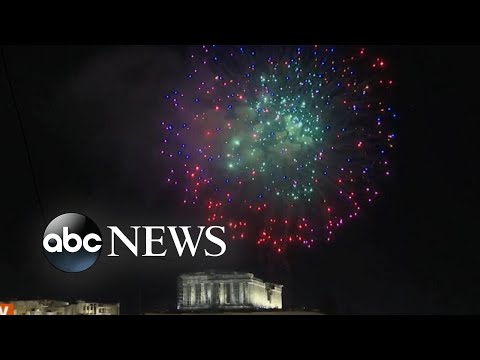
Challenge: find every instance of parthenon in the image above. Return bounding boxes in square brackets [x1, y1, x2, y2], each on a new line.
[177, 272, 283, 310]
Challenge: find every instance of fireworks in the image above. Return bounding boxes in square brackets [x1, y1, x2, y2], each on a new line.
[161, 45, 396, 253]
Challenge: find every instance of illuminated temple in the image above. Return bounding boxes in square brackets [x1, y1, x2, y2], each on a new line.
[177, 272, 283, 310]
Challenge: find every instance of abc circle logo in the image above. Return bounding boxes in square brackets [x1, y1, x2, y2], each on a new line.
[43, 213, 102, 273]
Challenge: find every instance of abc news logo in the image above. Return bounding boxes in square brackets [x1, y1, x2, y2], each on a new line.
[44, 227, 102, 253]
[43, 213, 226, 273]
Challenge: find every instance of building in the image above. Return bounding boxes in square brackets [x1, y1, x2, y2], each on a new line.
[64, 300, 120, 315]
[6, 300, 69, 315]
[177, 272, 283, 311]
[3, 300, 120, 315]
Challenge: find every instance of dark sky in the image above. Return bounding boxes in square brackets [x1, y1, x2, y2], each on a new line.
[1, 45, 478, 314]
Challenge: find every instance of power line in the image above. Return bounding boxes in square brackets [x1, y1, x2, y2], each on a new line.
[1, 47, 47, 226]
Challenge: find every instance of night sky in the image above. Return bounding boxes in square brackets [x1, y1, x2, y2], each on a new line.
[1, 45, 478, 314]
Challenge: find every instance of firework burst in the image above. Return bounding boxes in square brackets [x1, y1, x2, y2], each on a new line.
[161, 45, 396, 253]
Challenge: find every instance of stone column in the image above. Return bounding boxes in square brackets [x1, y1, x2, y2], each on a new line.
[201, 283, 206, 305]
[239, 282, 244, 304]
[244, 282, 249, 305]
[212, 282, 218, 305]
[219, 282, 224, 305]
[190, 284, 195, 306]
[230, 282, 235, 304]
[183, 285, 188, 306]
[205, 283, 210, 305]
